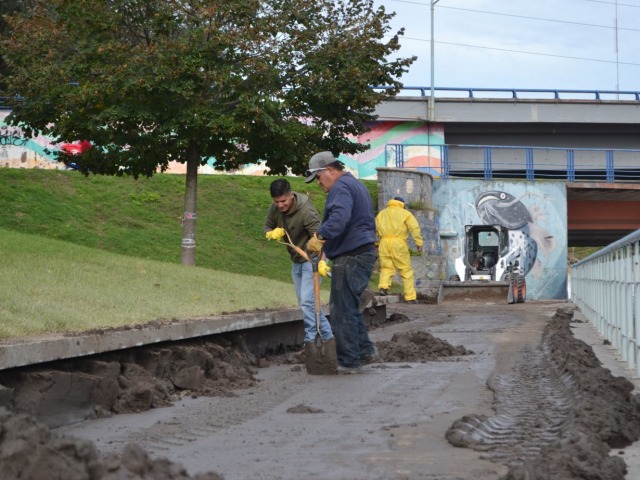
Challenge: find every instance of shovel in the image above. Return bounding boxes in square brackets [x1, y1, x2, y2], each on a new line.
[266, 230, 338, 374]
[305, 253, 338, 375]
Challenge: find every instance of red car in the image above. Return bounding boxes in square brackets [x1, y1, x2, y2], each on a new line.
[60, 140, 92, 155]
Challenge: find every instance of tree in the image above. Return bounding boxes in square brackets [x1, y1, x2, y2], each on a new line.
[2, 0, 415, 265]
[0, 0, 35, 93]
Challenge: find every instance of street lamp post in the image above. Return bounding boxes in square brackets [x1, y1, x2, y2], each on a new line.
[429, 0, 440, 121]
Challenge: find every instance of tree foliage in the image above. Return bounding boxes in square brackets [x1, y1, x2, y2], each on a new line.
[0, 0, 35, 92]
[2, 0, 415, 264]
[3, 0, 414, 175]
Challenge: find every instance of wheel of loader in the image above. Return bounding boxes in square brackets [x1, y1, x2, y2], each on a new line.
[505, 273, 517, 304]
[517, 275, 526, 303]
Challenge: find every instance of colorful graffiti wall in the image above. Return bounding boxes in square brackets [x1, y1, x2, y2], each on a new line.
[340, 121, 444, 179]
[0, 111, 65, 169]
[433, 178, 568, 300]
[2, 110, 441, 178]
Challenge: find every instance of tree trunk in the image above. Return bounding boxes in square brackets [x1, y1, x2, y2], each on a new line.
[181, 143, 199, 266]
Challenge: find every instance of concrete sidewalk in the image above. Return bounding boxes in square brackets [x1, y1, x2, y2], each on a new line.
[0, 295, 400, 371]
[0, 308, 304, 371]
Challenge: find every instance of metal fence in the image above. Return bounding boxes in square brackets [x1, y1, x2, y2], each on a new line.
[570, 231, 640, 376]
[386, 143, 640, 182]
[375, 86, 640, 102]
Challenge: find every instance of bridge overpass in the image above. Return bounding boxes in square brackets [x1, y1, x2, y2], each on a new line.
[375, 87, 640, 144]
[372, 87, 640, 248]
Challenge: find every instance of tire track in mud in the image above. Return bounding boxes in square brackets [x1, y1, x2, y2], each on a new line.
[93, 366, 309, 457]
[392, 304, 573, 468]
[445, 305, 640, 480]
[447, 343, 578, 467]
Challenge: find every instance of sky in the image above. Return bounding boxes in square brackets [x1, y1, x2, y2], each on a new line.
[375, 0, 640, 94]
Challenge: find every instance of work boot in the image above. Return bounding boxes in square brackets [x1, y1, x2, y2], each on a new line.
[361, 347, 380, 365]
[337, 365, 363, 375]
[406, 299, 418, 304]
[379, 288, 388, 296]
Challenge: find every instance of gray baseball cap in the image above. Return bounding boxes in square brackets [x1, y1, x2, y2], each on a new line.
[305, 151, 340, 183]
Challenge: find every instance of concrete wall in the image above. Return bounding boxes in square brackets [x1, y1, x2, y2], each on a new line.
[375, 168, 568, 300]
[0, 111, 63, 169]
[376, 167, 434, 210]
[433, 179, 568, 300]
[0, 111, 280, 175]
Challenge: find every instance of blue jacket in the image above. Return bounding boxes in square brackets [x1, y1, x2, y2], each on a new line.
[317, 172, 376, 259]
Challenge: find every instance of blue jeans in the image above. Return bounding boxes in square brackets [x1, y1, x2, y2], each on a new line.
[292, 262, 333, 343]
[329, 250, 377, 368]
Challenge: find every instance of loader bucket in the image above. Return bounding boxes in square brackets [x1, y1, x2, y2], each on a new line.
[441, 281, 511, 304]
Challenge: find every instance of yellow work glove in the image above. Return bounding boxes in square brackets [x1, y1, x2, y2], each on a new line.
[265, 228, 285, 241]
[306, 233, 325, 254]
[318, 260, 331, 278]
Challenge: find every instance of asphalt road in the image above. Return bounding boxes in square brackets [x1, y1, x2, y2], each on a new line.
[57, 300, 640, 480]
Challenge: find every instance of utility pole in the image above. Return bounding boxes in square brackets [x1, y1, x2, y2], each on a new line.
[429, 0, 440, 122]
[614, 0, 620, 96]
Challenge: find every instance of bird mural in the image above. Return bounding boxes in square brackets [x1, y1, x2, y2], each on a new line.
[474, 191, 539, 276]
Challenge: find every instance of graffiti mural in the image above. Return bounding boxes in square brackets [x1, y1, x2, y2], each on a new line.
[2, 110, 442, 179]
[433, 179, 567, 300]
[340, 121, 444, 179]
[0, 111, 64, 169]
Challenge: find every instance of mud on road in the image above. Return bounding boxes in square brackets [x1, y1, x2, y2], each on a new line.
[2, 300, 640, 480]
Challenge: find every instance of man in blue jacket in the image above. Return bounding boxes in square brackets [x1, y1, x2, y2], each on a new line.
[305, 151, 379, 374]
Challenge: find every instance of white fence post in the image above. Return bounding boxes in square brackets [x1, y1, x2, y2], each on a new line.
[571, 231, 640, 377]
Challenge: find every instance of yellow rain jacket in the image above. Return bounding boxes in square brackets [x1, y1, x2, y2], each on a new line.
[376, 198, 424, 301]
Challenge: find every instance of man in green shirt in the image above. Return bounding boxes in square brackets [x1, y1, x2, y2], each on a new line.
[264, 179, 333, 344]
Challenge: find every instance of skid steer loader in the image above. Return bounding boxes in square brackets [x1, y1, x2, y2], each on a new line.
[443, 224, 526, 304]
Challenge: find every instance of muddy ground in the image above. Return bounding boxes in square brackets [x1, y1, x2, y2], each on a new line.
[1, 301, 640, 479]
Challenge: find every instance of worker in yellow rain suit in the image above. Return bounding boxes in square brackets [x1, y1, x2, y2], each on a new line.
[376, 197, 424, 304]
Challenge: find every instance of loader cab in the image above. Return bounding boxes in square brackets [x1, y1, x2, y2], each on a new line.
[450, 224, 527, 304]
[459, 225, 509, 281]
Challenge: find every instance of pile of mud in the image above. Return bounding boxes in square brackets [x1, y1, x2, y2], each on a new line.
[0, 335, 258, 428]
[371, 312, 411, 329]
[0, 407, 223, 480]
[275, 327, 473, 366]
[446, 306, 640, 480]
[377, 330, 473, 362]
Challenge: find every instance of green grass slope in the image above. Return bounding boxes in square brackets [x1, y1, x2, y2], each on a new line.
[0, 169, 377, 339]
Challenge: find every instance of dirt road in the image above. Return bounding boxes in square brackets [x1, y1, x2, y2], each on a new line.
[53, 300, 640, 480]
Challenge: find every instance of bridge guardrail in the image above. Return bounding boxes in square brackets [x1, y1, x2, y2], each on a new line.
[375, 86, 640, 102]
[386, 144, 640, 182]
[570, 231, 640, 376]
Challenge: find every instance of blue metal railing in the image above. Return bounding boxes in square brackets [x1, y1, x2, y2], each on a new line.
[4, 87, 639, 111]
[385, 143, 640, 182]
[374, 86, 640, 102]
[571, 231, 640, 376]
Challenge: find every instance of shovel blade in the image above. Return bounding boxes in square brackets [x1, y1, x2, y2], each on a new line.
[305, 337, 338, 375]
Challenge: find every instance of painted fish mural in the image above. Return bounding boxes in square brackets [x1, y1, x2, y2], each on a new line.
[476, 191, 538, 275]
